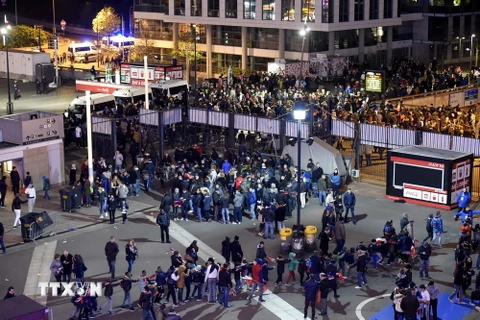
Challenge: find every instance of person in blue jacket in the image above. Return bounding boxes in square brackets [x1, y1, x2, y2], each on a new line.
[303, 274, 319, 320]
[456, 188, 471, 212]
[329, 169, 341, 197]
[431, 211, 444, 248]
[455, 207, 480, 223]
[343, 188, 356, 225]
[248, 187, 257, 221]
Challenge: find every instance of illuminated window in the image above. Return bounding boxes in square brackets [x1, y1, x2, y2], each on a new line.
[262, 0, 275, 20]
[191, 0, 202, 16]
[322, 0, 334, 23]
[174, 0, 186, 15]
[282, 0, 295, 21]
[302, 0, 315, 22]
[244, 0, 256, 19]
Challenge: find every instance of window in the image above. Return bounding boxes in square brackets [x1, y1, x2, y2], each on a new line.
[302, 0, 315, 22]
[282, 0, 295, 21]
[174, 0, 185, 15]
[262, 0, 275, 19]
[369, 0, 378, 20]
[354, 0, 364, 21]
[244, 0, 256, 19]
[322, 0, 334, 23]
[384, 0, 393, 18]
[212, 26, 242, 46]
[208, 0, 219, 17]
[226, 0, 237, 17]
[191, 0, 202, 16]
[251, 28, 279, 49]
[339, 0, 348, 22]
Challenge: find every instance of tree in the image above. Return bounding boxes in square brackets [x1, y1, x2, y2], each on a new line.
[92, 6, 121, 41]
[0, 25, 52, 49]
[128, 27, 156, 63]
[170, 32, 203, 63]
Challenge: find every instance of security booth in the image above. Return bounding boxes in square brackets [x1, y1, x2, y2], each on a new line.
[386, 146, 474, 210]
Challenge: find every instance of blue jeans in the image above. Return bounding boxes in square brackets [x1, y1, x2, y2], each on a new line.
[135, 180, 140, 195]
[141, 309, 153, 320]
[220, 286, 230, 307]
[419, 259, 429, 278]
[449, 284, 463, 301]
[247, 281, 264, 300]
[207, 278, 217, 302]
[234, 207, 242, 222]
[173, 206, 180, 219]
[85, 193, 91, 206]
[182, 204, 190, 219]
[318, 190, 326, 205]
[192, 283, 203, 299]
[122, 291, 132, 308]
[264, 222, 274, 239]
[43, 189, 51, 200]
[221, 208, 230, 223]
[108, 260, 116, 278]
[345, 205, 355, 221]
[335, 239, 345, 252]
[0, 237, 6, 254]
[115, 164, 122, 171]
[332, 184, 340, 196]
[196, 207, 203, 222]
[356, 271, 367, 287]
[249, 204, 256, 220]
[127, 259, 135, 273]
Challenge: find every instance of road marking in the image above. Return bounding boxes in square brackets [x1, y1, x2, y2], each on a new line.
[355, 293, 390, 320]
[23, 240, 58, 305]
[144, 214, 309, 320]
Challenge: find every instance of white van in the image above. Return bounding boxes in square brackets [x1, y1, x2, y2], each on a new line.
[68, 42, 98, 62]
[69, 93, 115, 115]
[150, 79, 189, 100]
[113, 87, 152, 105]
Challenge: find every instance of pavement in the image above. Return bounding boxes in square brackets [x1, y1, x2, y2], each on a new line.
[1, 177, 479, 320]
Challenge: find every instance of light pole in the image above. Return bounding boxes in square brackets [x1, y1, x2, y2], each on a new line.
[293, 102, 306, 243]
[52, 0, 60, 86]
[470, 34, 476, 73]
[298, 20, 310, 82]
[1, 25, 13, 114]
[192, 24, 199, 106]
[457, 36, 465, 64]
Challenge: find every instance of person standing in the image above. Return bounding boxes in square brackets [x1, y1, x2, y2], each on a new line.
[107, 194, 116, 223]
[303, 274, 319, 319]
[221, 237, 231, 263]
[317, 175, 327, 206]
[335, 217, 346, 251]
[23, 172, 32, 189]
[247, 259, 266, 303]
[50, 254, 63, 282]
[25, 183, 36, 212]
[218, 263, 233, 308]
[343, 188, 356, 224]
[0, 222, 6, 254]
[139, 285, 154, 320]
[156, 209, 171, 243]
[456, 188, 471, 212]
[10, 166, 20, 195]
[262, 203, 275, 240]
[230, 235, 244, 264]
[424, 214, 434, 243]
[11, 194, 22, 228]
[60, 250, 74, 282]
[0, 176, 6, 207]
[125, 240, 138, 274]
[431, 211, 444, 248]
[205, 258, 219, 304]
[75, 126, 82, 148]
[427, 281, 440, 320]
[400, 290, 420, 320]
[419, 242, 432, 280]
[120, 272, 137, 310]
[105, 236, 119, 279]
[318, 273, 329, 316]
[114, 150, 124, 171]
[418, 284, 431, 320]
[42, 176, 51, 201]
[69, 164, 77, 186]
[329, 169, 341, 197]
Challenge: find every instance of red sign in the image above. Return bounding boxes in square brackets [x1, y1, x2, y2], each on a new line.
[75, 80, 128, 94]
[390, 156, 445, 169]
[120, 63, 183, 86]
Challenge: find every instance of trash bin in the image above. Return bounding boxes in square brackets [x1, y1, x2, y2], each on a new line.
[71, 186, 82, 209]
[291, 225, 305, 256]
[279, 228, 292, 254]
[304, 225, 318, 252]
[59, 188, 74, 212]
[19, 212, 37, 242]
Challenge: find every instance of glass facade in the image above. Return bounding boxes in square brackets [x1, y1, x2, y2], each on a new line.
[335, 30, 359, 49]
[302, 0, 315, 22]
[191, 0, 202, 16]
[174, 0, 186, 15]
[251, 28, 279, 49]
[322, 0, 334, 23]
[365, 27, 386, 46]
[339, 0, 348, 22]
[244, 0, 257, 19]
[354, 0, 364, 21]
[285, 29, 303, 51]
[369, 0, 379, 20]
[282, 0, 295, 21]
[212, 26, 242, 46]
[208, 0, 220, 17]
[134, 19, 173, 40]
[226, 0, 238, 18]
[309, 31, 329, 52]
[384, 0, 393, 18]
[262, 0, 276, 20]
[134, 0, 166, 13]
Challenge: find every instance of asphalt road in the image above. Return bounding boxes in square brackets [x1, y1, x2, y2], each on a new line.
[1, 182, 478, 320]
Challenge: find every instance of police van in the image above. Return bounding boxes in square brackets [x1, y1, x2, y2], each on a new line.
[113, 87, 152, 106]
[150, 79, 189, 100]
[68, 42, 98, 63]
[68, 93, 115, 116]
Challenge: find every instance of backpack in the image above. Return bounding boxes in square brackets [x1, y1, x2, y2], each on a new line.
[384, 225, 393, 235]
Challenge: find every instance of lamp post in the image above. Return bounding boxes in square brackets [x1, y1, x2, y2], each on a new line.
[293, 102, 306, 241]
[52, 0, 59, 86]
[457, 36, 465, 64]
[1, 25, 13, 114]
[298, 20, 310, 82]
[470, 34, 476, 73]
[192, 24, 199, 106]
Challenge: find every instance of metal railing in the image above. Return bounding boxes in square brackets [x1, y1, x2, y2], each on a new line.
[28, 212, 57, 245]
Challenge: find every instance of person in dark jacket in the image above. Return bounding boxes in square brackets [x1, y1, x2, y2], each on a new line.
[221, 237, 231, 263]
[69, 164, 77, 186]
[120, 272, 137, 310]
[343, 188, 356, 224]
[318, 227, 331, 255]
[256, 241, 267, 260]
[125, 240, 138, 274]
[303, 274, 319, 319]
[262, 204, 275, 239]
[349, 250, 368, 289]
[275, 255, 289, 286]
[107, 194, 116, 224]
[171, 251, 183, 268]
[318, 273, 329, 315]
[0, 222, 5, 254]
[4, 286, 15, 299]
[105, 236, 119, 279]
[423, 213, 434, 243]
[139, 285, 154, 320]
[230, 235, 243, 263]
[0, 176, 6, 207]
[11, 193, 23, 228]
[165, 266, 178, 306]
[218, 264, 233, 308]
[418, 242, 432, 280]
[98, 278, 119, 314]
[156, 209, 171, 243]
[73, 254, 86, 283]
[10, 167, 20, 195]
[60, 250, 73, 282]
[274, 203, 286, 234]
[400, 290, 420, 319]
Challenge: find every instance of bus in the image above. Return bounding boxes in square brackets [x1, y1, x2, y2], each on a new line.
[68, 93, 115, 116]
[113, 87, 152, 105]
[150, 79, 189, 100]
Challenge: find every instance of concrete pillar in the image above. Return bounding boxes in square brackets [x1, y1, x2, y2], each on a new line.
[242, 26, 248, 70]
[202, 0, 207, 17]
[358, 28, 365, 63]
[393, 0, 398, 17]
[364, 0, 370, 20]
[379, 0, 384, 19]
[173, 23, 179, 51]
[185, 0, 191, 16]
[279, 29, 285, 59]
[447, 16, 453, 61]
[333, 0, 339, 23]
[386, 26, 393, 66]
[218, 53, 223, 68]
[349, 0, 355, 22]
[219, 0, 225, 18]
[216, 25, 222, 45]
[169, 0, 175, 16]
[295, 0, 302, 22]
[328, 31, 335, 56]
[206, 24, 212, 77]
[275, 0, 281, 21]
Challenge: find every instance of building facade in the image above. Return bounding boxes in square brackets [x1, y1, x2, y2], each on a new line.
[133, 0, 480, 77]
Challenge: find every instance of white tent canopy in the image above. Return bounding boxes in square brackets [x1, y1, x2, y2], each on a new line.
[282, 137, 348, 176]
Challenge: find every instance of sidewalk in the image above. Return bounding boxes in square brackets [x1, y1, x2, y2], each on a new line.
[1, 185, 157, 248]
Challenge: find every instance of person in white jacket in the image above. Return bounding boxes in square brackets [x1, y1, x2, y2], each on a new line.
[25, 183, 36, 213]
[204, 258, 219, 304]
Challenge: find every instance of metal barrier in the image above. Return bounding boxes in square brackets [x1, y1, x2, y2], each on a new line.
[28, 212, 57, 245]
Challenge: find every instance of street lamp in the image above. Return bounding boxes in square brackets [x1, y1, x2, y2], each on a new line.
[52, 0, 59, 86]
[298, 20, 310, 82]
[293, 102, 306, 244]
[191, 24, 199, 106]
[470, 34, 476, 73]
[457, 36, 466, 63]
[1, 25, 13, 114]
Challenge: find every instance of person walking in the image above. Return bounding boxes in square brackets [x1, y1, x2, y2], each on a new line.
[107, 194, 116, 223]
[419, 242, 432, 280]
[42, 176, 51, 200]
[350, 250, 368, 289]
[98, 278, 118, 315]
[125, 240, 138, 274]
[0, 222, 6, 254]
[318, 273, 329, 316]
[105, 236, 119, 279]
[218, 263, 233, 308]
[230, 235, 244, 264]
[205, 258, 219, 304]
[221, 237, 231, 263]
[418, 284, 431, 320]
[424, 214, 434, 243]
[0, 176, 7, 207]
[25, 183, 36, 212]
[120, 272, 137, 310]
[156, 209, 171, 243]
[11, 193, 22, 228]
[139, 285, 154, 320]
[247, 258, 266, 303]
[343, 188, 356, 224]
[303, 274, 319, 319]
[431, 211, 444, 248]
[10, 166, 20, 195]
[449, 262, 466, 304]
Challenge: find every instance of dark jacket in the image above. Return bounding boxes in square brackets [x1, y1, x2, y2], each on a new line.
[0, 178, 6, 193]
[171, 255, 183, 268]
[120, 277, 136, 292]
[230, 240, 243, 263]
[303, 278, 319, 301]
[105, 242, 119, 262]
[256, 245, 267, 259]
[400, 294, 420, 317]
[155, 271, 167, 286]
[0, 222, 4, 237]
[221, 238, 231, 260]
[218, 268, 233, 287]
[12, 197, 22, 210]
[60, 253, 74, 273]
[276, 257, 288, 275]
[156, 212, 170, 227]
[10, 170, 20, 184]
[275, 205, 286, 222]
[73, 259, 86, 280]
[125, 245, 138, 261]
[350, 254, 367, 272]
[418, 245, 432, 261]
[319, 279, 329, 299]
[103, 281, 119, 297]
[139, 291, 152, 310]
[262, 207, 275, 223]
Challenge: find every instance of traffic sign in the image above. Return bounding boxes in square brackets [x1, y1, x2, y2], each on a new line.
[60, 20, 66, 27]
